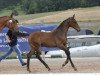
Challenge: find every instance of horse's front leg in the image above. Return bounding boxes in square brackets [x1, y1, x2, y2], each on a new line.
[62, 47, 69, 67]
[60, 44, 77, 71]
[58, 42, 69, 67]
[64, 48, 77, 71]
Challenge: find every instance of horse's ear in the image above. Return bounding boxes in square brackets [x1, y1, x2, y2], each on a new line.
[72, 14, 75, 19]
[10, 13, 14, 18]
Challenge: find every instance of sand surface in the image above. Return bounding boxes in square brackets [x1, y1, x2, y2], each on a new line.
[0, 58, 100, 74]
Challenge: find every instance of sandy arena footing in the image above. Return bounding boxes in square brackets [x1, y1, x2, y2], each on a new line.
[0, 57, 100, 74]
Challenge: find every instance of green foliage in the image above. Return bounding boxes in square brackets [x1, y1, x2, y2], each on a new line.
[21, 0, 100, 14]
[0, 0, 100, 14]
[0, 0, 21, 10]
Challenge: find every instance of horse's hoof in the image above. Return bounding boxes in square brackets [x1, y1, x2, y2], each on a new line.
[62, 64, 65, 67]
[29, 71, 31, 73]
[48, 68, 51, 71]
[28, 70, 31, 73]
[27, 69, 31, 73]
[74, 68, 77, 71]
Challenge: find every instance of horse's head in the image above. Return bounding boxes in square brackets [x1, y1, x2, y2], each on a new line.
[5, 13, 19, 32]
[67, 14, 80, 32]
[6, 18, 19, 32]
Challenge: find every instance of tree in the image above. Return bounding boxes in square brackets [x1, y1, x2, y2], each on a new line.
[0, 0, 99, 14]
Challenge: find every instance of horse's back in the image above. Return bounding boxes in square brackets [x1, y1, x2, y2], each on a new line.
[28, 31, 56, 47]
[29, 32, 52, 42]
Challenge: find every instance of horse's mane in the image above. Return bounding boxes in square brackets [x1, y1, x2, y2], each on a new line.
[52, 18, 69, 35]
[56, 18, 69, 30]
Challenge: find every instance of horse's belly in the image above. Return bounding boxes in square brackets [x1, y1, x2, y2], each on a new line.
[41, 44, 56, 47]
[41, 40, 56, 47]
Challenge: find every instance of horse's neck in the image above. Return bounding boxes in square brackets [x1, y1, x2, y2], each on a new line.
[0, 16, 9, 31]
[53, 22, 69, 37]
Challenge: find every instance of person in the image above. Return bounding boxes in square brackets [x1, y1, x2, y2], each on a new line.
[0, 29, 29, 66]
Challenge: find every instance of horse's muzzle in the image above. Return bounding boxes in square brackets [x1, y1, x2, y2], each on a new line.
[77, 29, 81, 32]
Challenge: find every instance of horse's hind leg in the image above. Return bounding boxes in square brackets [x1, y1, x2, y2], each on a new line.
[36, 51, 50, 71]
[27, 50, 34, 72]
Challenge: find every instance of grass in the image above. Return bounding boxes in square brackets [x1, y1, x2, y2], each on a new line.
[0, 52, 17, 59]
[0, 52, 28, 59]
[0, 6, 25, 16]
[0, 10, 12, 16]
[15, 11, 62, 24]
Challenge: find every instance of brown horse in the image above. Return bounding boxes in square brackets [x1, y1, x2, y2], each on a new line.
[0, 13, 19, 32]
[27, 14, 81, 72]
